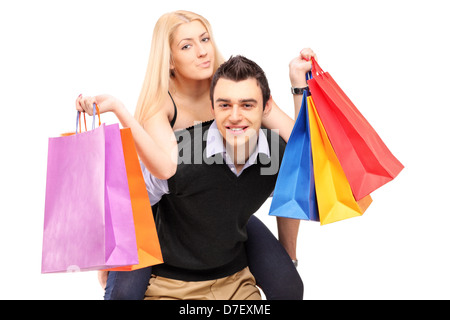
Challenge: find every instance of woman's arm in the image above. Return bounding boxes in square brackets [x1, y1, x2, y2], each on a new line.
[265, 48, 318, 260]
[262, 98, 295, 143]
[289, 48, 317, 118]
[76, 94, 178, 180]
[262, 48, 316, 141]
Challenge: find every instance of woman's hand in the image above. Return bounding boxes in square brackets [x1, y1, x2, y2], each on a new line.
[75, 94, 125, 116]
[289, 48, 318, 86]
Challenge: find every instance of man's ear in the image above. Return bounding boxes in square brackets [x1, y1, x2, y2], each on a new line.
[263, 95, 273, 117]
[210, 100, 215, 117]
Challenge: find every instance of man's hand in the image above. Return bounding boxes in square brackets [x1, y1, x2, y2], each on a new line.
[98, 271, 109, 290]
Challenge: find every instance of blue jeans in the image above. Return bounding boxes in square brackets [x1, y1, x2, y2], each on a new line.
[104, 215, 303, 300]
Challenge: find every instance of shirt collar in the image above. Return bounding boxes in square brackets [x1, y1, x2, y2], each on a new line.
[206, 120, 271, 164]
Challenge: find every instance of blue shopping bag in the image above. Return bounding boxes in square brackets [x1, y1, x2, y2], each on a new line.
[269, 87, 319, 221]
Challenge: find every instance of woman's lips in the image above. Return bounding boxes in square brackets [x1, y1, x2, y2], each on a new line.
[198, 61, 211, 68]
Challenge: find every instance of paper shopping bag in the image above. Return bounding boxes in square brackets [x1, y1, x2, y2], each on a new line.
[42, 114, 138, 273]
[269, 91, 319, 221]
[308, 58, 403, 200]
[308, 96, 372, 225]
[107, 128, 163, 271]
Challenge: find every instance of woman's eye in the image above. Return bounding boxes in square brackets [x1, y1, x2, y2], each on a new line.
[181, 44, 192, 50]
[202, 37, 210, 43]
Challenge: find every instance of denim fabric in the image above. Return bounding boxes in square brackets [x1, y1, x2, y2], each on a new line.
[245, 215, 304, 300]
[104, 266, 152, 300]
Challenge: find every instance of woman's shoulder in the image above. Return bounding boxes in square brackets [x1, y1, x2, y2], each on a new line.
[161, 92, 176, 118]
[142, 92, 176, 132]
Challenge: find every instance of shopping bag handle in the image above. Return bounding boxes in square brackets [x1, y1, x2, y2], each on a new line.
[311, 57, 324, 77]
[76, 103, 102, 134]
[77, 111, 87, 133]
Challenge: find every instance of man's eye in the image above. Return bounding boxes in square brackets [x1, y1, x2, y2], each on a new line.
[219, 104, 230, 108]
[243, 104, 253, 108]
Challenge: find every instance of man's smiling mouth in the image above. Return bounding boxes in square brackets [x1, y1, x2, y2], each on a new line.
[226, 126, 249, 135]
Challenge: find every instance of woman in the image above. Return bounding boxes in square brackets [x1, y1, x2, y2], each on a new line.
[77, 10, 314, 300]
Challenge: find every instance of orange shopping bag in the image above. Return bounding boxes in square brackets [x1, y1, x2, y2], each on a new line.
[308, 96, 372, 225]
[107, 128, 163, 271]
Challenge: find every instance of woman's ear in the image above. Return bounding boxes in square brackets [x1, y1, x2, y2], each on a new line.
[169, 56, 175, 76]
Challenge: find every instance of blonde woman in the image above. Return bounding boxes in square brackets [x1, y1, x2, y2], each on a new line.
[77, 10, 313, 300]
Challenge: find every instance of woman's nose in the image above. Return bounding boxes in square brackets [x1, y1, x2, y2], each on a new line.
[197, 43, 207, 57]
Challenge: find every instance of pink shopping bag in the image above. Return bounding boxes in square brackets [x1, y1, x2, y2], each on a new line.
[42, 112, 138, 273]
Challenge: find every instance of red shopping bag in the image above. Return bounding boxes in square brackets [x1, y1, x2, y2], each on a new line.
[308, 58, 404, 200]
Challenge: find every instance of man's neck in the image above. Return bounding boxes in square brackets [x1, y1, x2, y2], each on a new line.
[224, 135, 259, 174]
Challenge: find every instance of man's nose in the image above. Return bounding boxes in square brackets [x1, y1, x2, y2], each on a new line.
[229, 105, 243, 122]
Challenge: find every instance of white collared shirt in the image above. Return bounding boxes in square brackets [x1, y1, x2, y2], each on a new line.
[141, 120, 271, 205]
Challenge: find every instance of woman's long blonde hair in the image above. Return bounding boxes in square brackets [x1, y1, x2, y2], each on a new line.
[134, 10, 224, 125]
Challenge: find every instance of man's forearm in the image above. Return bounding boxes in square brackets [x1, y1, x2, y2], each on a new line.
[276, 217, 300, 260]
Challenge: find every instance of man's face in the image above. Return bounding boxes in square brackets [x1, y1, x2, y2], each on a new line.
[212, 78, 271, 162]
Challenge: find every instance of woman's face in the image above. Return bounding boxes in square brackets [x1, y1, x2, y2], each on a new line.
[170, 20, 215, 81]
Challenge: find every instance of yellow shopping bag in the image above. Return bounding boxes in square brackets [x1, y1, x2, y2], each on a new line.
[308, 96, 372, 225]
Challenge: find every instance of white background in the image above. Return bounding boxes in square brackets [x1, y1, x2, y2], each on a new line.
[1, 0, 449, 300]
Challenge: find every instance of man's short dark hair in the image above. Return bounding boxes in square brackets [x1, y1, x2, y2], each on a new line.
[210, 55, 271, 109]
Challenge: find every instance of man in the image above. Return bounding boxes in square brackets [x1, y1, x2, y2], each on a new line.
[142, 55, 304, 300]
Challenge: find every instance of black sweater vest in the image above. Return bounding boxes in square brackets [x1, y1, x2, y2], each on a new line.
[152, 120, 286, 281]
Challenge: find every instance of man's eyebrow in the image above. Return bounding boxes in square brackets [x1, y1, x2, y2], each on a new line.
[177, 32, 209, 46]
[239, 98, 258, 104]
[215, 98, 258, 104]
[215, 98, 231, 103]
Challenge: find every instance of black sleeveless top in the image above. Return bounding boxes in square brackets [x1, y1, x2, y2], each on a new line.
[168, 91, 177, 128]
[150, 92, 177, 215]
